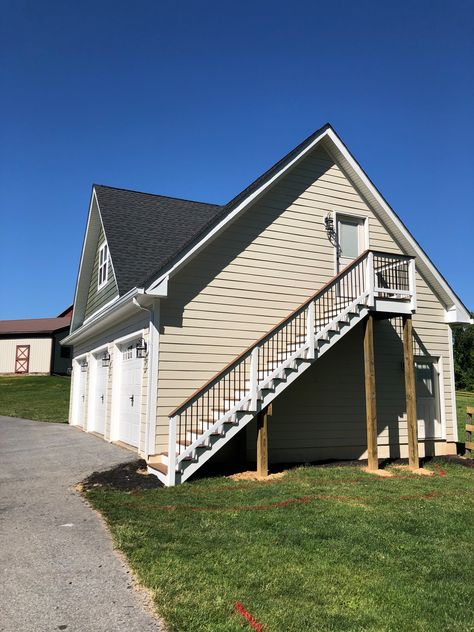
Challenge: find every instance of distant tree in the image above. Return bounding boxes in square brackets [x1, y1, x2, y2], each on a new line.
[452, 314, 474, 392]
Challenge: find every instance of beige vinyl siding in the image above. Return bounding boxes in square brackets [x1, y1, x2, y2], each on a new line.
[0, 338, 52, 374]
[84, 226, 118, 320]
[156, 146, 456, 454]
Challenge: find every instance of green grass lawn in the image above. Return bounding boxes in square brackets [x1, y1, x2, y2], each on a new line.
[456, 390, 474, 440]
[0, 375, 71, 422]
[85, 460, 474, 632]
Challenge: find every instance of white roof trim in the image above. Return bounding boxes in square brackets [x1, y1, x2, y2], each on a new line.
[146, 127, 329, 292]
[145, 126, 470, 323]
[70, 189, 120, 332]
[323, 128, 470, 322]
[70, 190, 97, 332]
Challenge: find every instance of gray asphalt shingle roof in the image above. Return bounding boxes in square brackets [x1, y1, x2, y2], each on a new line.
[94, 185, 222, 295]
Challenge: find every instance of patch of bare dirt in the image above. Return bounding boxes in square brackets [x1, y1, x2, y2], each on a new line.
[81, 459, 163, 492]
[391, 464, 434, 476]
[362, 467, 394, 477]
[228, 470, 287, 482]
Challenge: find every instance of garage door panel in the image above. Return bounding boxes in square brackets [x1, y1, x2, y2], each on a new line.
[91, 357, 108, 435]
[117, 343, 143, 448]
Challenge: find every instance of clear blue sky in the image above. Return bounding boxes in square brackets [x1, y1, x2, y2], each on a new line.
[1, 0, 472, 319]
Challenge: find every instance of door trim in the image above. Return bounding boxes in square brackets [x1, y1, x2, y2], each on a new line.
[72, 354, 88, 427]
[88, 348, 109, 435]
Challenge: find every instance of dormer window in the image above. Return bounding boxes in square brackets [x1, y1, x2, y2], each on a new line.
[97, 242, 108, 290]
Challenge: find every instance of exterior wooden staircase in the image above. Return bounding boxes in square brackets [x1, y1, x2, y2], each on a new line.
[148, 250, 416, 485]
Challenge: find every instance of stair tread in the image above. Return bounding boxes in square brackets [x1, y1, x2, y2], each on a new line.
[148, 462, 168, 475]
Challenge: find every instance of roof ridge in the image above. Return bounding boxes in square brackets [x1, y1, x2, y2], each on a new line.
[94, 183, 221, 207]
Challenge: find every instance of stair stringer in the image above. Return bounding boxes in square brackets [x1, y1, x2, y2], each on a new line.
[154, 302, 370, 485]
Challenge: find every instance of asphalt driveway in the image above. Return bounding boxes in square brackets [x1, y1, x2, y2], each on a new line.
[0, 416, 163, 632]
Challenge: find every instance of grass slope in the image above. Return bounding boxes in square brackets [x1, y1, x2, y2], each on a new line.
[0, 375, 70, 422]
[85, 461, 474, 632]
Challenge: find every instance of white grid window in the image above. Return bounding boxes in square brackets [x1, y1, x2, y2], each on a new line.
[122, 345, 133, 360]
[97, 243, 108, 290]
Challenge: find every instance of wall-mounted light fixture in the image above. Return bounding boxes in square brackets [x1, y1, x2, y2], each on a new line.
[102, 351, 111, 367]
[81, 358, 89, 372]
[324, 213, 341, 256]
[324, 213, 334, 236]
[136, 339, 147, 358]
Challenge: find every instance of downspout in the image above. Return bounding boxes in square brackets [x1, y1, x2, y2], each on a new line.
[133, 296, 160, 459]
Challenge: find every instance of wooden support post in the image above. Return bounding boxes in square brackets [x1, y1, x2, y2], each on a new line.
[363, 314, 379, 471]
[403, 315, 419, 470]
[257, 403, 271, 477]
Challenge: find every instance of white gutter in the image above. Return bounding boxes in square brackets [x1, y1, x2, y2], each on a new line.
[62, 287, 144, 346]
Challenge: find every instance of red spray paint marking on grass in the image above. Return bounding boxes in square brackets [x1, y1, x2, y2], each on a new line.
[434, 465, 447, 476]
[234, 601, 265, 631]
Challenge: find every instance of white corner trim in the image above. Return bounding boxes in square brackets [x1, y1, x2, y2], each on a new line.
[437, 355, 447, 441]
[146, 302, 160, 458]
[131, 295, 160, 458]
[447, 326, 459, 443]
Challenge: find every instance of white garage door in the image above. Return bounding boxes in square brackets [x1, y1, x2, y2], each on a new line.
[117, 342, 143, 448]
[74, 364, 87, 427]
[91, 354, 108, 435]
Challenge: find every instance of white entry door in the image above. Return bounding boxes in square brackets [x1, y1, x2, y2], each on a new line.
[336, 215, 365, 305]
[74, 364, 87, 427]
[415, 360, 441, 439]
[91, 355, 108, 435]
[117, 342, 143, 448]
[337, 215, 365, 272]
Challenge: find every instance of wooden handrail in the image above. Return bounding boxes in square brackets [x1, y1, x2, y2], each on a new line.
[168, 249, 413, 417]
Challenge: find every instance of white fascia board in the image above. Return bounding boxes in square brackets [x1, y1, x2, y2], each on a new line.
[147, 276, 168, 297]
[70, 189, 98, 331]
[323, 128, 471, 321]
[62, 287, 144, 346]
[445, 305, 472, 324]
[145, 127, 330, 292]
[70, 187, 121, 333]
